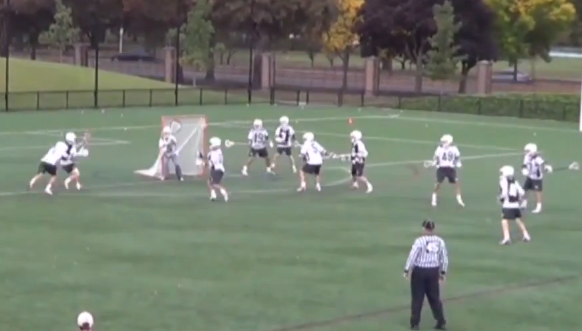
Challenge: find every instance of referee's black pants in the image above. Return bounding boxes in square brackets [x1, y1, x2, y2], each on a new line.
[410, 267, 446, 327]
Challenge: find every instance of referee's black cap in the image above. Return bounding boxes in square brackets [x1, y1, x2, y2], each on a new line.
[422, 219, 436, 230]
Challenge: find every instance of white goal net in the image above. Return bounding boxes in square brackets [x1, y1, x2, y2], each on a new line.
[135, 115, 208, 179]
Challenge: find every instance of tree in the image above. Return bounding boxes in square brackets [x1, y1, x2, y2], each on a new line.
[122, 0, 186, 52]
[211, 0, 337, 52]
[10, 0, 55, 59]
[182, 0, 216, 80]
[486, 0, 575, 79]
[42, 0, 79, 62]
[322, 0, 364, 89]
[425, 1, 464, 90]
[358, 0, 497, 93]
[63, 0, 123, 47]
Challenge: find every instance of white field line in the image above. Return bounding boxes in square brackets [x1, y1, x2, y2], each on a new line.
[26, 131, 130, 144]
[222, 125, 517, 151]
[0, 115, 387, 136]
[0, 140, 129, 152]
[376, 110, 578, 134]
[0, 152, 520, 198]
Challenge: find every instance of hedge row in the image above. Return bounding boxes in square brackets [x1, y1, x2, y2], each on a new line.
[396, 94, 579, 122]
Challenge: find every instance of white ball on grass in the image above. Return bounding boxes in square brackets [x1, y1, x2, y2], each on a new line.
[120, 113, 124, 117]
[124, 127, 127, 131]
[101, 109, 105, 113]
[533, 132, 537, 136]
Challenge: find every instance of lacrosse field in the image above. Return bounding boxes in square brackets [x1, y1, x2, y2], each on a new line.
[0, 105, 580, 331]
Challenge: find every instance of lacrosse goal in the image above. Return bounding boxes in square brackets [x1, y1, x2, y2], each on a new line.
[134, 115, 208, 179]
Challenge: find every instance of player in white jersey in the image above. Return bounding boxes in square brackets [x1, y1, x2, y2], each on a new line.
[270, 116, 297, 173]
[29, 133, 75, 195]
[242, 119, 273, 176]
[430, 134, 465, 207]
[298, 132, 327, 192]
[349, 130, 373, 193]
[499, 165, 531, 245]
[197, 137, 229, 202]
[159, 126, 183, 181]
[521, 143, 553, 213]
[61, 132, 90, 190]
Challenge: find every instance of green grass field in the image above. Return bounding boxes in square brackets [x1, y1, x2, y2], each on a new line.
[0, 105, 580, 331]
[0, 58, 245, 110]
[227, 50, 582, 80]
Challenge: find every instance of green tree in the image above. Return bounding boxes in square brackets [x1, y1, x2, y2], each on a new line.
[182, 0, 216, 80]
[425, 1, 465, 91]
[42, 0, 79, 62]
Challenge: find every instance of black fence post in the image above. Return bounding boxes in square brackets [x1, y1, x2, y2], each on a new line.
[148, 89, 153, 106]
[122, 90, 126, 107]
[247, 0, 255, 104]
[269, 87, 274, 105]
[295, 90, 300, 105]
[65, 91, 69, 109]
[36, 92, 40, 110]
[360, 90, 364, 107]
[306, 90, 310, 105]
[199, 88, 203, 105]
[174, 3, 181, 107]
[224, 89, 228, 104]
[3, 0, 11, 111]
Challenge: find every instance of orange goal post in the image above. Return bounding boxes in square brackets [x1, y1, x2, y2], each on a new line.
[134, 115, 208, 179]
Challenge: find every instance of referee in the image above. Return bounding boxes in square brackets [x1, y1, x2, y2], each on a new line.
[404, 219, 448, 330]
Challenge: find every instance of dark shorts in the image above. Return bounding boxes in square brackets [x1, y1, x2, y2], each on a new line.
[436, 167, 457, 184]
[209, 169, 224, 184]
[276, 147, 292, 156]
[249, 147, 269, 158]
[62, 163, 76, 174]
[523, 177, 543, 192]
[502, 208, 522, 220]
[351, 163, 365, 177]
[37, 162, 57, 176]
[302, 164, 321, 175]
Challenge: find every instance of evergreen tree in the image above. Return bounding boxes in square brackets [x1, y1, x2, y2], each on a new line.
[425, 1, 465, 87]
[42, 0, 79, 63]
[182, 0, 215, 78]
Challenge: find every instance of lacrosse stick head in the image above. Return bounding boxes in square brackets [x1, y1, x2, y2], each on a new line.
[224, 140, 234, 148]
[423, 160, 435, 168]
[569, 162, 579, 170]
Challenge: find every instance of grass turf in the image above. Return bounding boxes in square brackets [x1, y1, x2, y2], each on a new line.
[0, 106, 581, 331]
[228, 50, 582, 79]
[0, 58, 245, 110]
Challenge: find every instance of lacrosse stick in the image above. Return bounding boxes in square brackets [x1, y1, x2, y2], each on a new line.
[224, 140, 235, 148]
[552, 162, 579, 172]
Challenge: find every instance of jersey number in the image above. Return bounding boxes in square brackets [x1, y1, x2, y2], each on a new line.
[425, 242, 439, 253]
[254, 133, 266, 144]
[441, 152, 455, 162]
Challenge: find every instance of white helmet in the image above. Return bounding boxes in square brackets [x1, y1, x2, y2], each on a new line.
[77, 311, 94, 329]
[440, 134, 453, 146]
[65, 132, 76, 144]
[524, 143, 537, 154]
[209, 137, 221, 148]
[253, 119, 263, 128]
[280, 116, 289, 125]
[303, 132, 314, 142]
[499, 165, 515, 178]
[162, 126, 172, 135]
[350, 130, 362, 142]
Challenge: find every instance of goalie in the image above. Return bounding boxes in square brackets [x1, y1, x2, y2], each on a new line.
[159, 126, 184, 181]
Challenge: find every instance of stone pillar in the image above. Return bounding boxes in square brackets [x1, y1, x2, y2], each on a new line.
[74, 43, 89, 67]
[364, 57, 380, 95]
[260, 53, 274, 89]
[164, 47, 177, 83]
[476, 60, 493, 94]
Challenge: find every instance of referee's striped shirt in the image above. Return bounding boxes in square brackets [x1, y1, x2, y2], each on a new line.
[404, 235, 449, 273]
